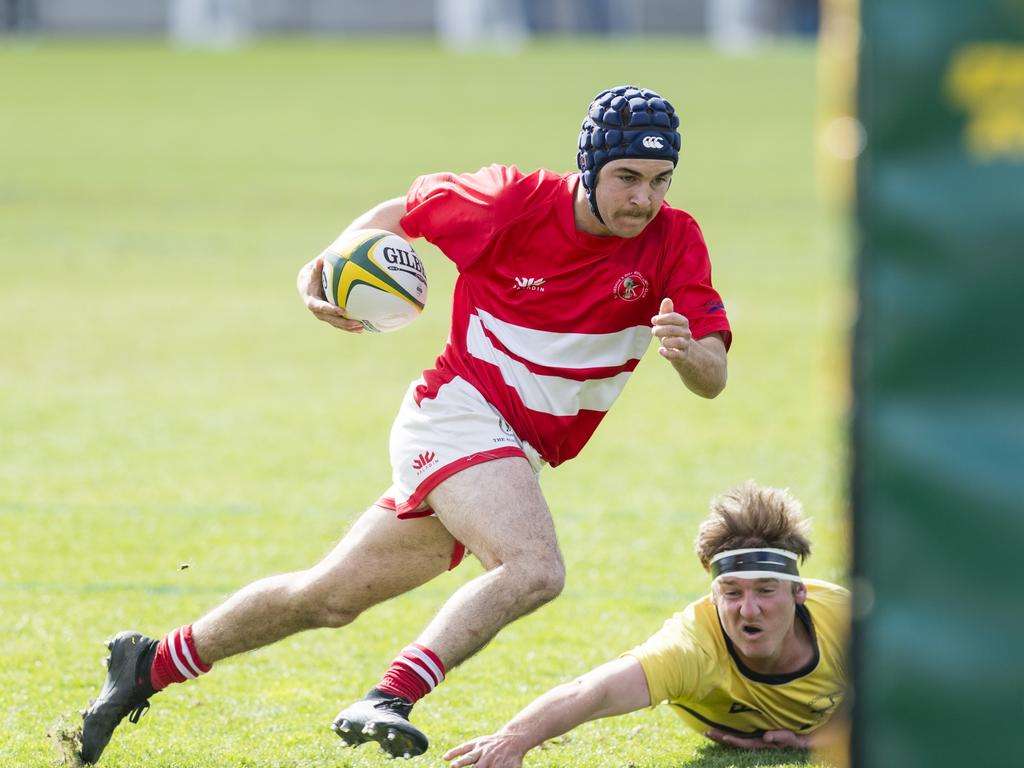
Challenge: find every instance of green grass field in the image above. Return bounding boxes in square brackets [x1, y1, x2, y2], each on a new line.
[0, 38, 849, 767]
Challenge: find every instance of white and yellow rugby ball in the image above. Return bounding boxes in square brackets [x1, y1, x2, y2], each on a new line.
[320, 229, 427, 333]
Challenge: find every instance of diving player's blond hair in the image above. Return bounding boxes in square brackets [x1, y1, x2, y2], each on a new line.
[695, 481, 813, 571]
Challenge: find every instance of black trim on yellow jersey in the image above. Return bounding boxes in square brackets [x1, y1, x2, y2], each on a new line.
[719, 604, 820, 684]
[669, 702, 766, 737]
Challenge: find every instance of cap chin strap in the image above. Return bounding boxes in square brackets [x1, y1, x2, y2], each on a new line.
[588, 183, 605, 225]
[710, 548, 802, 584]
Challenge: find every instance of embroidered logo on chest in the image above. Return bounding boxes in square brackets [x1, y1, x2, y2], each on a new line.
[613, 271, 649, 301]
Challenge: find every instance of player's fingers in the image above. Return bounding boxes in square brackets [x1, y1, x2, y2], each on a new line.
[448, 748, 482, 767]
[659, 297, 673, 315]
[304, 256, 325, 288]
[763, 730, 803, 748]
[658, 337, 691, 355]
[650, 311, 688, 329]
[443, 741, 476, 761]
[705, 729, 763, 750]
[318, 313, 362, 331]
[651, 324, 691, 340]
[314, 311, 363, 332]
[305, 294, 344, 313]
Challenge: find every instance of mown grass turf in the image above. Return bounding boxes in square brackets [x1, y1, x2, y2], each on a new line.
[0, 38, 848, 767]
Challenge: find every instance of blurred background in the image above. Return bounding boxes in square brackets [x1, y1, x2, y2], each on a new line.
[5, 2, 1022, 768]
[3, 0, 822, 43]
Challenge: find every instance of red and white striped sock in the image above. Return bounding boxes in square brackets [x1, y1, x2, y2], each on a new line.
[149, 624, 212, 691]
[377, 644, 446, 704]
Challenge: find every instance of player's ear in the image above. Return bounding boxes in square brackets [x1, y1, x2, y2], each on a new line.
[793, 581, 807, 605]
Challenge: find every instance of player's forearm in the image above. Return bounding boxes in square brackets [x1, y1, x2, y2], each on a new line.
[672, 334, 728, 398]
[343, 197, 412, 240]
[496, 674, 636, 755]
[494, 683, 601, 754]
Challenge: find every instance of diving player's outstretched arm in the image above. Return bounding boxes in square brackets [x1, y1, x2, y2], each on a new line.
[443, 657, 651, 768]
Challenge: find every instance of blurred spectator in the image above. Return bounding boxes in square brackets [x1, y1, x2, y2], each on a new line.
[436, 0, 528, 52]
[2, 0, 35, 32]
[170, 0, 250, 48]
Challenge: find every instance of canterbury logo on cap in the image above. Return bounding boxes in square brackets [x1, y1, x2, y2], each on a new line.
[642, 136, 664, 149]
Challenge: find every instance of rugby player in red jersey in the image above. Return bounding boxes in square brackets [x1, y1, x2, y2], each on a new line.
[80, 85, 730, 764]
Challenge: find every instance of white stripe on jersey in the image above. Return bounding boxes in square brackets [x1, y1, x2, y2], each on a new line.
[167, 630, 196, 680]
[466, 314, 634, 417]
[474, 308, 652, 369]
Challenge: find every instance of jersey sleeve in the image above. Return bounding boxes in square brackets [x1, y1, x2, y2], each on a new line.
[661, 216, 732, 350]
[400, 164, 522, 271]
[807, 580, 852, 683]
[623, 607, 713, 706]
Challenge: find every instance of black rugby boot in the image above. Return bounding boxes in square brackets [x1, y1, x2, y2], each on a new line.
[331, 688, 429, 759]
[80, 631, 158, 764]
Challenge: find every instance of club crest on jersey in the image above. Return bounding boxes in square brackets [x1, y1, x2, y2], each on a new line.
[808, 691, 842, 719]
[613, 271, 649, 301]
[514, 276, 546, 292]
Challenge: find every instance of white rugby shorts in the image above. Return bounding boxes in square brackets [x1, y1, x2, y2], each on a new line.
[377, 375, 545, 520]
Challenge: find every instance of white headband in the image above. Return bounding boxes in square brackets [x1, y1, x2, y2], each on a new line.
[710, 548, 802, 583]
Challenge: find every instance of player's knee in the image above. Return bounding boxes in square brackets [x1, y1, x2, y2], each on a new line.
[313, 601, 362, 629]
[515, 556, 565, 609]
[533, 562, 566, 605]
[289, 573, 363, 629]
[309, 591, 364, 628]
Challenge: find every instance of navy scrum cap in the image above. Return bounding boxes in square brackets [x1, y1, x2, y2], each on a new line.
[577, 85, 681, 222]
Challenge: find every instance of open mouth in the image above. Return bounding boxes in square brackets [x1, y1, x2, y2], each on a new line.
[742, 625, 763, 638]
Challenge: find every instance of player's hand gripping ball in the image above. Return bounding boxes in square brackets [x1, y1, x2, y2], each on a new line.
[320, 229, 428, 333]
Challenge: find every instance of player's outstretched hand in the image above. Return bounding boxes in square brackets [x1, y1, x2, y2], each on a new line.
[651, 297, 693, 361]
[704, 728, 810, 750]
[296, 255, 364, 333]
[443, 732, 527, 768]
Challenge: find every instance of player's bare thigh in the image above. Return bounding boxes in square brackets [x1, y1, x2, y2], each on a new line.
[425, 457, 562, 571]
[295, 500, 457, 618]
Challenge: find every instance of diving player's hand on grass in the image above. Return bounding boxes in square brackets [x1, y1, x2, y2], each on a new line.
[704, 727, 810, 750]
[443, 732, 527, 768]
[651, 297, 693, 361]
[297, 255, 364, 333]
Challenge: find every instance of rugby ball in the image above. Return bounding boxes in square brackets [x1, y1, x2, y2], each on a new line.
[320, 229, 427, 333]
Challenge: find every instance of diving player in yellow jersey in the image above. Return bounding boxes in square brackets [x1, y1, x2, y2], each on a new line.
[443, 481, 849, 767]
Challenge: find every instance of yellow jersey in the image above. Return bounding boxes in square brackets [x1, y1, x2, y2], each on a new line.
[625, 579, 849, 736]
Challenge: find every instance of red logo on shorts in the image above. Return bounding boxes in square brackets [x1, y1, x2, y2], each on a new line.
[412, 451, 438, 472]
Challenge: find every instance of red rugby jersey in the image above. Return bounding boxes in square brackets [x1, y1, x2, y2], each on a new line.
[400, 164, 731, 467]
